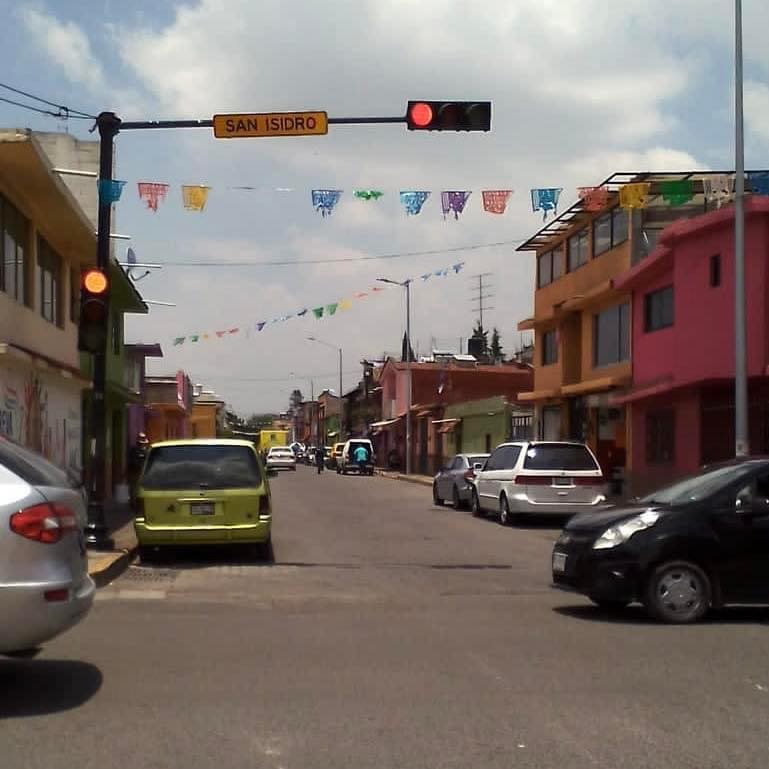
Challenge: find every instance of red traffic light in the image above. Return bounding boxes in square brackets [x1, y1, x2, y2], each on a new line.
[408, 102, 433, 128]
[83, 269, 108, 294]
[406, 101, 491, 132]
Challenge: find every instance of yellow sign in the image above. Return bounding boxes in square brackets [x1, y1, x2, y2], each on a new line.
[213, 111, 328, 138]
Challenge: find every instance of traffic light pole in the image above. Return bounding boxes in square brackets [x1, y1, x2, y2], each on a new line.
[85, 111, 121, 549]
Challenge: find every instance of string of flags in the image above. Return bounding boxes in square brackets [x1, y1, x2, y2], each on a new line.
[170, 261, 466, 346]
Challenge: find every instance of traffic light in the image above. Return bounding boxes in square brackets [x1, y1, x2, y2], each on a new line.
[406, 101, 491, 132]
[78, 268, 109, 354]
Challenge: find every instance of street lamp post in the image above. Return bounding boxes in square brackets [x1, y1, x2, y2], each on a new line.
[378, 277, 413, 475]
[307, 338, 344, 442]
[734, 0, 749, 457]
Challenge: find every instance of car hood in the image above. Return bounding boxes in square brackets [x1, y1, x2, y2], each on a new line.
[566, 503, 664, 532]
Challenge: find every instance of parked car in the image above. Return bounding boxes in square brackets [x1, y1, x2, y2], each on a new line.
[471, 441, 606, 524]
[305, 447, 316, 466]
[326, 443, 345, 470]
[134, 439, 273, 559]
[338, 439, 375, 475]
[0, 437, 95, 656]
[266, 446, 297, 472]
[551, 459, 769, 624]
[433, 453, 490, 509]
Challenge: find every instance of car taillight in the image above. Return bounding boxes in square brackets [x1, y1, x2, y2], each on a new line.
[259, 495, 271, 517]
[514, 475, 551, 485]
[574, 476, 604, 486]
[10, 503, 77, 544]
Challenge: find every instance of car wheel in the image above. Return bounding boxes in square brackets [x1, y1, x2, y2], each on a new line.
[452, 485, 463, 510]
[471, 489, 483, 517]
[256, 538, 274, 563]
[499, 495, 511, 526]
[644, 560, 711, 624]
[433, 483, 444, 506]
[589, 596, 630, 611]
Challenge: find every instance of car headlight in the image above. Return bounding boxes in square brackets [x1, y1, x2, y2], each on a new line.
[592, 510, 661, 550]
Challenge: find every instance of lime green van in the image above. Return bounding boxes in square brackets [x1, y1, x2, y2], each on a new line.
[134, 439, 273, 559]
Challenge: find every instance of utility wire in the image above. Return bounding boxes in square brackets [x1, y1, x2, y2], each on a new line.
[0, 81, 96, 119]
[159, 239, 525, 268]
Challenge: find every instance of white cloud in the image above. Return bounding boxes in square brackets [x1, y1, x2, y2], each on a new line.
[20, 7, 106, 92]
[745, 80, 769, 147]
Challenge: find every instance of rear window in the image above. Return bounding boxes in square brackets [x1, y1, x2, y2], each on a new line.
[523, 443, 599, 471]
[0, 437, 76, 488]
[141, 445, 262, 490]
[469, 456, 488, 467]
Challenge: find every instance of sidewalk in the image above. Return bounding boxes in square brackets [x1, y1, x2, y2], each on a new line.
[375, 469, 433, 487]
[87, 501, 139, 587]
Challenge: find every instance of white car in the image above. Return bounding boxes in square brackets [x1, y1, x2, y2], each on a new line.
[266, 447, 297, 471]
[0, 437, 95, 656]
[471, 441, 607, 524]
[337, 439, 375, 475]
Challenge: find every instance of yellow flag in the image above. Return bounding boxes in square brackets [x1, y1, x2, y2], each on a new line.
[619, 182, 650, 210]
[339, 298, 353, 311]
[182, 185, 210, 211]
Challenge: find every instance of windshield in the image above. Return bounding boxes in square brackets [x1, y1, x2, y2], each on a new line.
[141, 445, 262, 490]
[639, 464, 758, 506]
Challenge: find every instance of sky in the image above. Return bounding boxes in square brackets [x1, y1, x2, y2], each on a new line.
[2, 0, 769, 415]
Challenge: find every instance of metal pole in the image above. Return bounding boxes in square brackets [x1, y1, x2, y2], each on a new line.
[339, 348, 344, 440]
[734, 0, 749, 457]
[405, 280, 412, 475]
[86, 111, 121, 549]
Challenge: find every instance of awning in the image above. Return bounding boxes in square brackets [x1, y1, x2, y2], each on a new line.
[517, 388, 561, 402]
[327, 431, 338, 438]
[559, 280, 617, 312]
[560, 376, 630, 397]
[431, 418, 459, 424]
[369, 418, 399, 429]
[609, 377, 675, 406]
[433, 418, 461, 434]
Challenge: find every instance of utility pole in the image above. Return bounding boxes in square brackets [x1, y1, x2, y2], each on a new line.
[734, 0, 749, 457]
[470, 273, 494, 329]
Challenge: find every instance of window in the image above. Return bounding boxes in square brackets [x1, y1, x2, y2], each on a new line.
[523, 443, 599, 471]
[710, 254, 721, 287]
[593, 302, 630, 367]
[612, 207, 628, 246]
[37, 236, 61, 326]
[567, 229, 589, 271]
[645, 410, 675, 464]
[536, 245, 564, 288]
[592, 213, 612, 256]
[112, 313, 121, 355]
[644, 285, 674, 332]
[499, 445, 522, 469]
[1, 194, 29, 305]
[485, 446, 505, 470]
[542, 329, 558, 365]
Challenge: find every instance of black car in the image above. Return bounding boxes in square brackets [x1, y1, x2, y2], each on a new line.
[551, 459, 769, 623]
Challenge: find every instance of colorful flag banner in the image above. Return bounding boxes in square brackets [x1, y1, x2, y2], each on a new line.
[353, 190, 384, 201]
[371, 286, 385, 292]
[481, 190, 512, 215]
[748, 171, 769, 196]
[619, 182, 651, 210]
[326, 303, 338, 316]
[138, 182, 169, 212]
[400, 190, 431, 216]
[190, 335, 199, 343]
[661, 179, 694, 207]
[703, 175, 734, 208]
[228, 328, 239, 334]
[173, 337, 185, 346]
[578, 186, 610, 212]
[256, 322, 266, 331]
[313, 307, 324, 318]
[441, 191, 472, 220]
[453, 262, 465, 273]
[434, 267, 449, 277]
[98, 179, 126, 204]
[297, 309, 308, 317]
[354, 292, 368, 298]
[530, 188, 562, 220]
[339, 299, 352, 310]
[182, 185, 210, 211]
[420, 272, 432, 281]
[311, 189, 343, 217]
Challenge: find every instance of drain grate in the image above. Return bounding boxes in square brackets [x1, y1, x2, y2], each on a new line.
[121, 566, 179, 584]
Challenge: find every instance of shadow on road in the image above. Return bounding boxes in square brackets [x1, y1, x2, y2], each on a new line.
[0, 660, 102, 718]
[467, 512, 567, 531]
[554, 603, 769, 626]
[138, 543, 274, 570]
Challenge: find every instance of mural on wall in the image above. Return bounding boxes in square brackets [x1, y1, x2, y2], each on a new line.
[0, 367, 81, 473]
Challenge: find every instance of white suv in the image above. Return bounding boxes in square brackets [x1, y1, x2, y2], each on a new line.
[338, 439, 375, 475]
[471, 441, 606, 524]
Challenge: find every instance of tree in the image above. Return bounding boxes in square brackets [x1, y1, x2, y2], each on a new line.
[401, 331, 415, 362]
[471, 321, 489, 355]
[288, 389, 303, 413]
[490, 327, 504, 362]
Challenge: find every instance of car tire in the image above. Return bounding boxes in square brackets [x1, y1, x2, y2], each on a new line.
[499, 495, 511, 526]
[471, 489, 483, 517]
[138, 545, 156, 564]
[452, 485, 463, 510]
[644, 560, 711, 624]
[433, 483, 444, 506]
[256, 538, 274, 563]
[589, 596, 630, 611]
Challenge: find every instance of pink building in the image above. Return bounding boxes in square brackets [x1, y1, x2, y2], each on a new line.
[613, 197, 769, 492]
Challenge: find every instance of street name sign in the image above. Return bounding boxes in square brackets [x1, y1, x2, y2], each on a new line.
[213, 111, 328, 138]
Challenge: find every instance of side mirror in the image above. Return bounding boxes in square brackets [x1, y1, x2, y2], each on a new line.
[473, 463, 484, 471]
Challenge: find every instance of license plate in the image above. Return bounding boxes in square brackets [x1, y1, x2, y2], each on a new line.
[191, 502, 215, 516]
[552, 552, 567, 573]
[553, 477, 572, 487]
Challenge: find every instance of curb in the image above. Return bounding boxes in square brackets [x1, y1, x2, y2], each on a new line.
[88, 546, 137, 588]
[375, 470, 433, 487]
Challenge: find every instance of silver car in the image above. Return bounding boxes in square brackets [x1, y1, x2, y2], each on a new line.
[433, 453, 490, 509]
[266, 446, 297, 471]
[0, 437, 95, 656]
[471, 441, 607, 524]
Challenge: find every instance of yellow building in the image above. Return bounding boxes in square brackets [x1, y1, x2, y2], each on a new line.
[191, 388, 225, 438]
[0, 129, 95, 475]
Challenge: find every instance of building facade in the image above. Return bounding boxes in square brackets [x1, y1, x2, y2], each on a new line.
[144, 372, 193, 443]
[190, 387, 225, 438]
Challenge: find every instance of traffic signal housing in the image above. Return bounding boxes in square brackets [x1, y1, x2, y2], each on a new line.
[406, 101, 491, 132]
[78, 268, 110, 354]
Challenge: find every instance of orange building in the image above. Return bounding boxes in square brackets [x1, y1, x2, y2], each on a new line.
[144, 372, 193, 444]
[190, 391, 225, 438]
[516, 172, 721, 488]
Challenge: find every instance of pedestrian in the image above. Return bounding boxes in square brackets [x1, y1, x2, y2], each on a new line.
[316, 444, 325, 474]
[354, 443, 369, 474]
[128, 432, 150, 511]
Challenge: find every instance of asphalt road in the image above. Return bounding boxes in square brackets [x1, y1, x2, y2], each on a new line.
[2, 467, 769, 769]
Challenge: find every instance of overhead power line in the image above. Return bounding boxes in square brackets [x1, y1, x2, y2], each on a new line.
[0, 81, 96, 120]
[159, 239, 525, 268]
